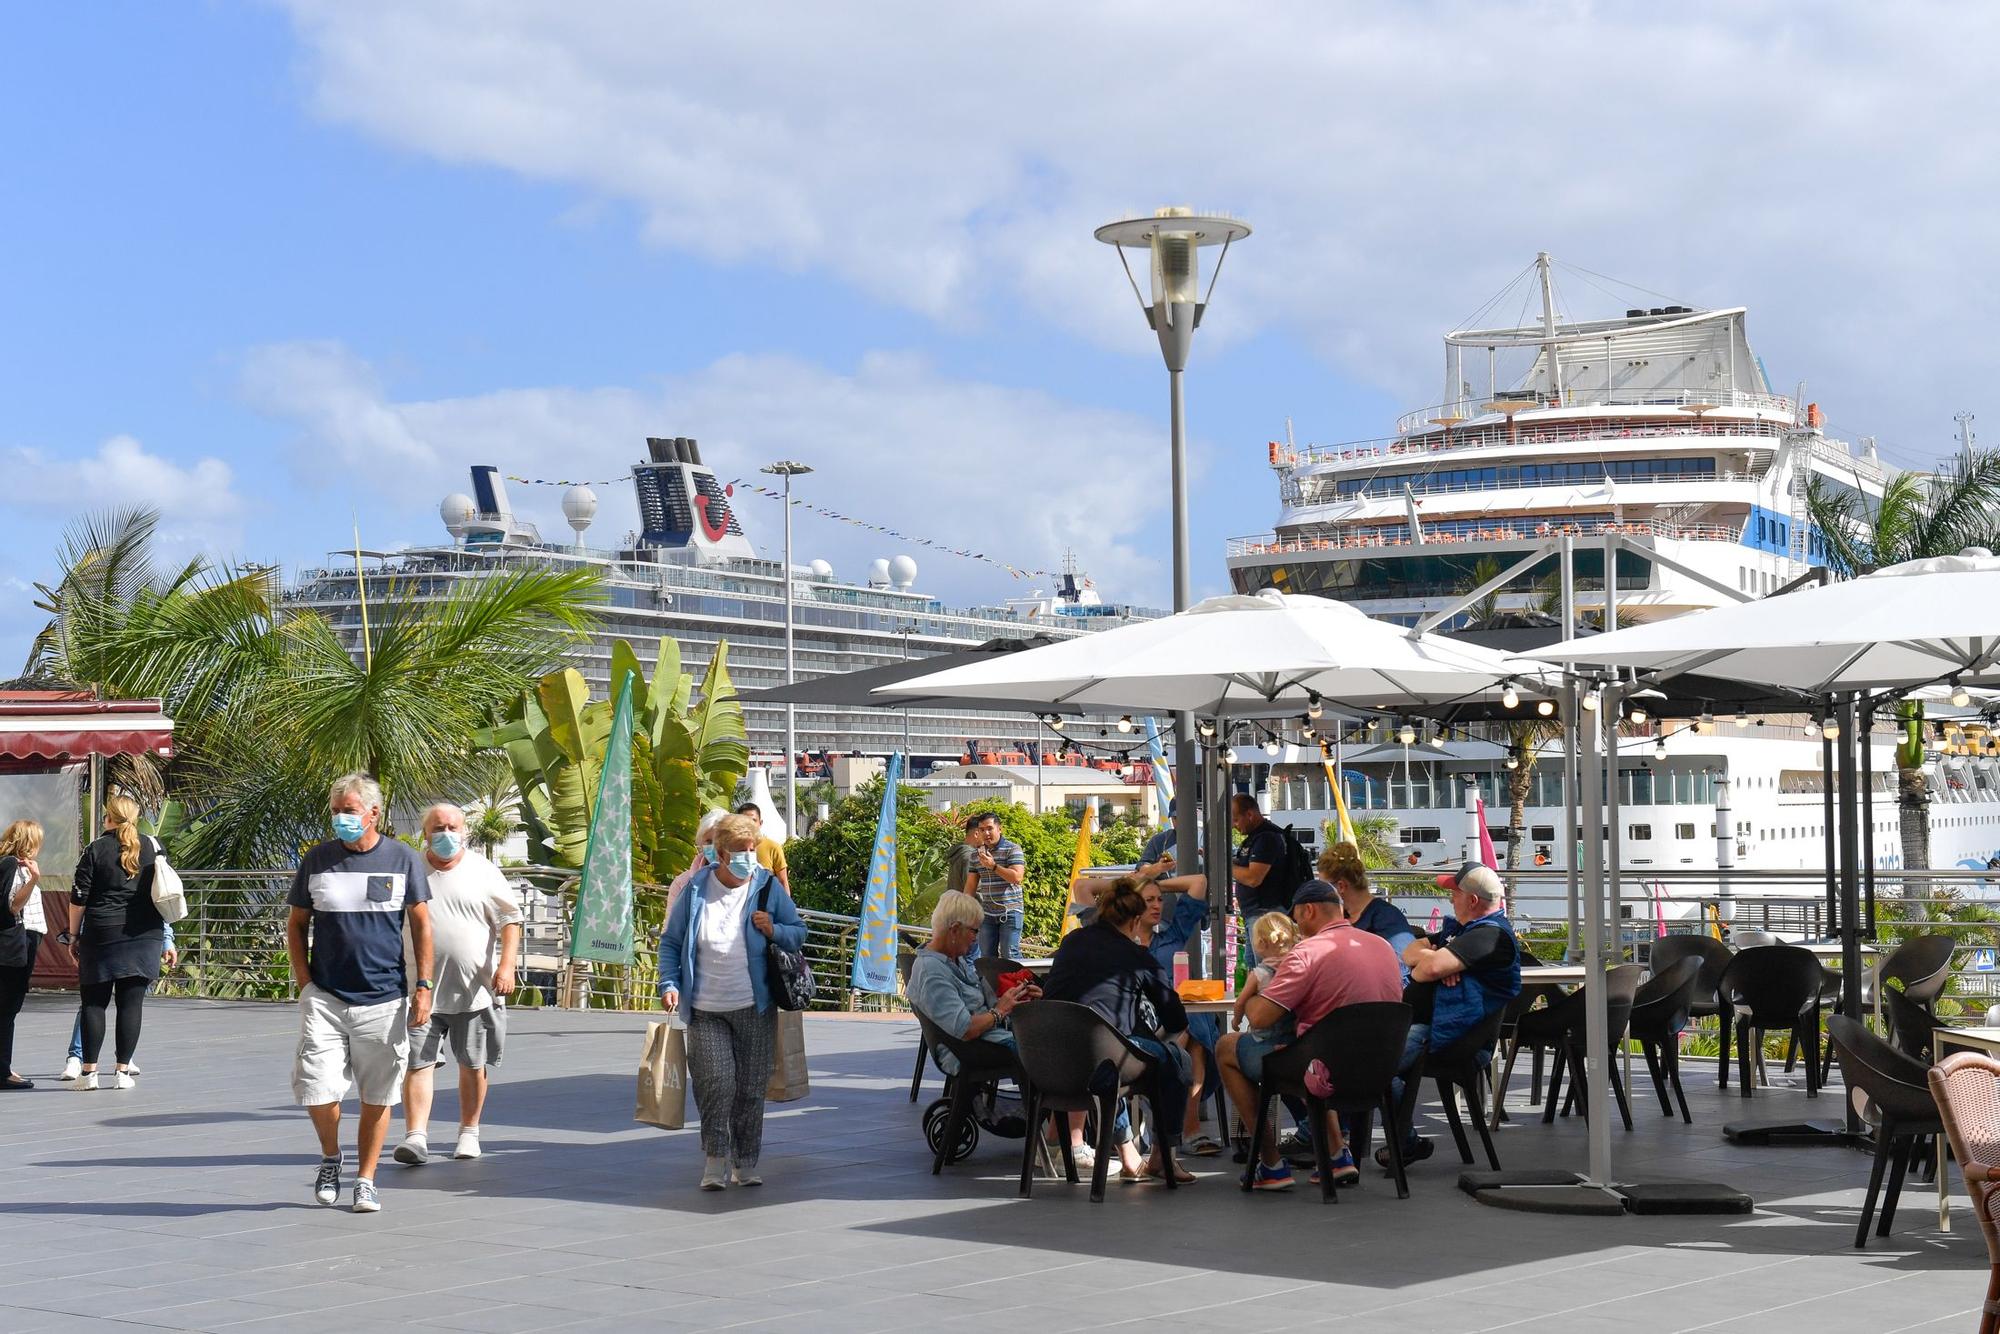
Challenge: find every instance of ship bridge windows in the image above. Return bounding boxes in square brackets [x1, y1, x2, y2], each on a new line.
[1331, 456, 1716, 501]
[1237, 548, 1651, 603]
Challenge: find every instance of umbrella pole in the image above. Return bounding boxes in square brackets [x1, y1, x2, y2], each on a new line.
[1861, 700, 1877, 939]
[1837, 692, 1865, 1135]
[1823, 724, 1838, 937]
[1564, 682, 1582, 960]
[1581, 679, 1614, 1183]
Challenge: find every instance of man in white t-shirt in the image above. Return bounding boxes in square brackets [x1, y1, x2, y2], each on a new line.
[394, 804, 523, 1166]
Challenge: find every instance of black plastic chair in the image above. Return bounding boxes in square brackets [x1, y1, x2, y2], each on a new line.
[1239, 1001, 1413, 1203]
[1486, 948, 1563, 1128]
[1630, 956, 1703, 1123]
[909, 1001, 1026, 1174]
[900, 950, 925, 1103]
[1010, 1000, 1178, 1203]
[1883, 985, 1938, 1064]
[1397, 1005, 1507, 1170]
[1718, 945, 1826, 1099]
[1544, 964, 1643, 1131]
[975, 956, 1027, 996]
[1489, 970, 1575, 1130]
[1648, 935, 1735, 1081]
[1882, 933, 1957, 1008]
[1830, 1014, 1946, 1248]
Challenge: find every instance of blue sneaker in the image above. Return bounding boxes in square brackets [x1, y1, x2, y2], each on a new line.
[1311, 1148, 1361, 1186]
[1251, 1161, 1295, 1191]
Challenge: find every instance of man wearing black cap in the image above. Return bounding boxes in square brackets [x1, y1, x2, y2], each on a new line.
[1215, 879, 1402, 1190]
[1379, 861, 1522, 1168]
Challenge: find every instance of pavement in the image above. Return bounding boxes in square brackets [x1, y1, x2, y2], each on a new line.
[0, 994, 1990, 1332]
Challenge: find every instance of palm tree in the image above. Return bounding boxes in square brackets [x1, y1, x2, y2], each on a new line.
[178, 566, 600, 868]
[1463, 557, 1566, 871]
[1807, 448, 2000, 874]
[27, 507, 602, 868]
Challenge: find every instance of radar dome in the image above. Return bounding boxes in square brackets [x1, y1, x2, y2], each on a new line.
[867, 558, 892, 588]
[441, 494, 476, 540]
[808, 559, 833, 580]
[561, 486, 598, 530]
[888, 555, 918, 589]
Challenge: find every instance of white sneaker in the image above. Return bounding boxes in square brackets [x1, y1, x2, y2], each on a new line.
[453, 1129, 481, 1160]
[60, 1058, 81, 1081]
[76, 1072, 97, 1091]
[112, 1071, 135, 1090]
[732, 1160, 761, 1187]
[124, 1061, 140, 1075]
[700, 1156, 728, 1190]
[393, 1133, 429, 1166]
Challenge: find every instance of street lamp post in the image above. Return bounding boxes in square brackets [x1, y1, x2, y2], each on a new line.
[1096, 206, 1250, 969]
[762, 460, 814, 837]
[893, 622, 919, 760]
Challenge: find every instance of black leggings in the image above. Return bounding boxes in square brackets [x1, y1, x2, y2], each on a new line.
[0, 940, 33, 1077]
[80, 976, 148, 1066]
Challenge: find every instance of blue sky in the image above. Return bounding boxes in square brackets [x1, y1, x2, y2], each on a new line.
[4, 2, 1996, 668]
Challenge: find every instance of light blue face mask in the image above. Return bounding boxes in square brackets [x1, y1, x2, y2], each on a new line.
[727, 850, 758, 879]
[701, 844, 718, 864]
[331, 812, 367, 844]
[430, 830, 463, 859]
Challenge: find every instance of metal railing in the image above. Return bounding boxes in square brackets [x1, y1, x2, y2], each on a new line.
[1390, 390, 1800, 438]
[138, 869, 966, 1015]
[1227, 517, 1741, 558]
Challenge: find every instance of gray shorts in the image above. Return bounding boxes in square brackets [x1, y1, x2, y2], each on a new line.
[294, 985, 409, 1107]
[411, 1005, 505, 1071]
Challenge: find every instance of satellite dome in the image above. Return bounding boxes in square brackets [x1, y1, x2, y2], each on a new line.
[808, 558, 833, 580]
[561, 486, 598, 528]
[867, 558, 892, 588]
[440, 494, 476, 539]
[888, 555, 918, 589]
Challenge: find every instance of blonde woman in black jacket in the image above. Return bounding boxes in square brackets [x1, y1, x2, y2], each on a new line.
[69, 796, 164, 1091]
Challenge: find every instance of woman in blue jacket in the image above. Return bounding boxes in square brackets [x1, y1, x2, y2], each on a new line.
[658, 812, 806, 1191]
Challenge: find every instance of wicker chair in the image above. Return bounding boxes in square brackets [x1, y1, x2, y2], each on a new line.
[1929, 1052, 2000, 1334]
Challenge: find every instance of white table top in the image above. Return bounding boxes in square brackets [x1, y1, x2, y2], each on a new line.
[1520, 964, 1589, 984]
[1936, 1026, 2000, 1053]
[1018, 957, 1053, 972]
[1797, 940, 1882, 959]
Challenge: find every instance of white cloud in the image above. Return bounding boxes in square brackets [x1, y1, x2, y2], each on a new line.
[235, 340, 1176, 606]
[237, 340, 435, 467]
[1, 433, 242, 526]
[274, 1, 2000, 465]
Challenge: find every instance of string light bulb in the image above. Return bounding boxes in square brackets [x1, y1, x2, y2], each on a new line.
[1654, 737, 1669, 760]
[1735, 713, 1750, 728]
[1504, 754, 1519, 771]
[1952, 679, 1972, 708]
[1697, 711, 1715, 735]
[1582, 687, 1601, 713]
[1263, 736, 1282, 757]
[1537, 699, 1556, 717]
[1398, 721, 1416, 746]
[1116, 715, 1135, 733]
[1046, 715, 1065, 732]
[1220, 746, 1239, 766]
[1502, 685, 1520, 710]
[1306, 692, 1323, 719]
[1197, 718, 1216, 739]
[1822, 715, 1841, 740]
[1627, 706, 1648, 725]
[1804, 717, 1821, 738]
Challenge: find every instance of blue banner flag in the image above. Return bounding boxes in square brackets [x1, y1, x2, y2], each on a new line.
[852, 753, 904, 993]
[569, 671, 636, 963]
[1144, 716, 1173, 822]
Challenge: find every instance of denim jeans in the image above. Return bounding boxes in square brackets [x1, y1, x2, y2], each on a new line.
[1124, 1034, 1192, 1151]
[976, 911, 1022, 963]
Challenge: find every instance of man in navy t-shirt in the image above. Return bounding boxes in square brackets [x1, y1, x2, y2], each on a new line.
[285, 772, 433, 1214]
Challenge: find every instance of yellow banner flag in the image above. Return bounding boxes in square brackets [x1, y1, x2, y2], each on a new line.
[1322, 759, 1358, 846]
[1061, 802, 1097, 938]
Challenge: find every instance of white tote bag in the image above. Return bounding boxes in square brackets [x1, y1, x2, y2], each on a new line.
[147, 836, 188, 925]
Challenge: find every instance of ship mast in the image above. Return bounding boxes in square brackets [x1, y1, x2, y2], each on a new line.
[1536, 250, 1562, 406]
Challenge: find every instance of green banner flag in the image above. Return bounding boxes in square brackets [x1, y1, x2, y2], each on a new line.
[570, 670, 636, 963]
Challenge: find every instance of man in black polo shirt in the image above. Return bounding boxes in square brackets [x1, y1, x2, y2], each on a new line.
[1229, 794, 1291, 927]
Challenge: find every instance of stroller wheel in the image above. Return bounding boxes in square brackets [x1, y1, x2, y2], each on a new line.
[923, 1098, 981, 1164]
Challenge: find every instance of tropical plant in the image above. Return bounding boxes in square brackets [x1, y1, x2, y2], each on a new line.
[1807, 452, 2000, 874]
[1322, 813, 1400, 870]
[476, 637, 748, 883]
[1464, 564, 1566, 871]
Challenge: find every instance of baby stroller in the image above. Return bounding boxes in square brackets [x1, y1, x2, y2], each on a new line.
[912, 1003, 1031, 1169]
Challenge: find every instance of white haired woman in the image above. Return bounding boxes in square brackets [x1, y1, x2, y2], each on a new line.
[657, 812, 807, 1191]
[908, 890, 1039, 1074]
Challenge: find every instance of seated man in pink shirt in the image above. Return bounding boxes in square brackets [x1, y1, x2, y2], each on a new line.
[1215, 880, 1403, 1191]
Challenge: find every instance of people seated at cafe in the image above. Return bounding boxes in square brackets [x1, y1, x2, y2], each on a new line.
[1380, 862, 1522, 1169]
[909, 890, 1039, 1073]
[1215, 880, 1403, 1191]
[1041, 876, 1194, 1182]
[1320, 842, 1416, 967]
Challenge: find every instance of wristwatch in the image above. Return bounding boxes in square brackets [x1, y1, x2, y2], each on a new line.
[414, 978, 434, 992]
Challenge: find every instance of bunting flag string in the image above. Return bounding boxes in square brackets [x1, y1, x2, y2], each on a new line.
[501, 469, 1057, 580]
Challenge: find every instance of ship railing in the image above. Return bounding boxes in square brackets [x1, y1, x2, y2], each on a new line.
[1390, 389, 1799, 438]
[1298, 469, 1745, 505]
[1226, 517, 1740, 557]
[1286, 417, 1788, 475]
[111, 871, 1029, 1014]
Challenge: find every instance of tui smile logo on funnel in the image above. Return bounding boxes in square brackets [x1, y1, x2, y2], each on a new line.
[692, 484, 735, 543]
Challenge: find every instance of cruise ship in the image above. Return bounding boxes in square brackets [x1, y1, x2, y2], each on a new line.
[284, 437, 1163, 776]
[1224, 254, 2000, 899]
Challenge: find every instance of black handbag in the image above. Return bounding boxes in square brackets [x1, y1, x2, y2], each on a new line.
[757, 877, 816, 1011]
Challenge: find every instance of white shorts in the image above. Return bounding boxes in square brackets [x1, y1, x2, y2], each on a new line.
[293, 984, 410, 1107]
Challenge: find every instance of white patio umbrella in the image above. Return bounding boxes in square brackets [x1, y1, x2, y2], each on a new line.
[880, 589, 1552, 715]
[1527, 550, 2000, 692]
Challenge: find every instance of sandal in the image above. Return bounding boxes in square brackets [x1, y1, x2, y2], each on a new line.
[1133, 1161, 1196, 1184]
[1185, 1134, 1224, 1157]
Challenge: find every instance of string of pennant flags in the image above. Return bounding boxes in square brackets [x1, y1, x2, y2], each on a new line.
[502, 471, 1056, 580]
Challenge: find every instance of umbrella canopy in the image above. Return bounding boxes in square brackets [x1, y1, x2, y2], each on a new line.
[881, 590, 1551, 716]
[1527, 551, 2000, 693]
[737, 635, 1083, 714]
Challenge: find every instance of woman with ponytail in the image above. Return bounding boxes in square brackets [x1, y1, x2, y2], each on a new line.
[69, 795, 167, 1090]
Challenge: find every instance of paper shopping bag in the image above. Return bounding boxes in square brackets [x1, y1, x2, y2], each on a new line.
[636, 1019, 688, 1129]
[766, 1009, 810, 1103]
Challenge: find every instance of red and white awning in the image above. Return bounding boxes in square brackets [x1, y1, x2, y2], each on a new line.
[0, 693, 175, 763]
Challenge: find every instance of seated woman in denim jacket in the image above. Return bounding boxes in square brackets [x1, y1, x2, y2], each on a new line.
[908, 890, 1039, 1074]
